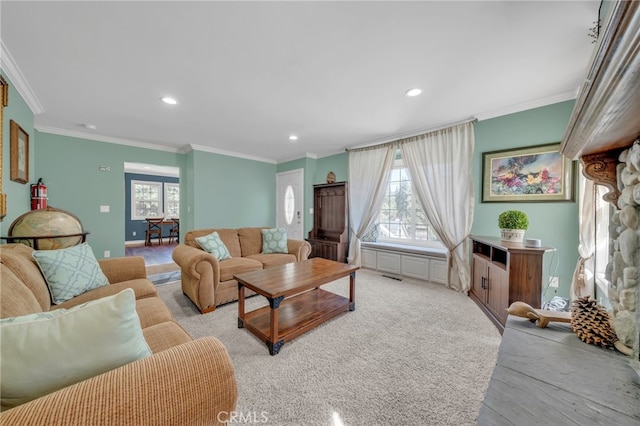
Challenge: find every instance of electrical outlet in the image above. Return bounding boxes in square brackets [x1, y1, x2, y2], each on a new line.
[132, 231, 136, 236]
[104, 250, 110, 258]
[550, 276, 559, 288]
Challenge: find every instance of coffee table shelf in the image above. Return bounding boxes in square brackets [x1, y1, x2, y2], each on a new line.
[242, 288, 350, 346]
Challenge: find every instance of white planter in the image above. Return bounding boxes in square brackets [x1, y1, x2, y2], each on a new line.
[500, 229, 525, 243]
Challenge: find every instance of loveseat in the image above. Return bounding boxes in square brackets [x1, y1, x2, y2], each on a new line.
[0, 243, 238, 425]
[172, 227, 311, 313]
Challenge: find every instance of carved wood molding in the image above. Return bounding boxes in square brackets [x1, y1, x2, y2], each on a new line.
[580, 150, 622, 208]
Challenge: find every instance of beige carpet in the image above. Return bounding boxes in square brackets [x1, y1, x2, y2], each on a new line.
[156, 268, 501, 426]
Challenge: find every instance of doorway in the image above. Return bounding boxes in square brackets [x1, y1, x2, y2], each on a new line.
[124, 162, 180, 246]
[276, 169, 304, 240]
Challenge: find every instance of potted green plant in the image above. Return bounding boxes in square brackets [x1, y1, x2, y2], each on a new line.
[498, 210, 529, 242]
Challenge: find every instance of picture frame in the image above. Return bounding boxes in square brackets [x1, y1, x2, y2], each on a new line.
[10, 120, 29, 184]
[482, 143, 574, 202]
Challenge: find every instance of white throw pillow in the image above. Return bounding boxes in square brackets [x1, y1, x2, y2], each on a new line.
[0, 288, 152, 410]
[261, 228, 288, 254]
[195, 231, 232, 260]
[32, 243, 110, 304]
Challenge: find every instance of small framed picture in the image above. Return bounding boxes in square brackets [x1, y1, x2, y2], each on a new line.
[482, 143, 575, 202]
[10, 120, 29, 184]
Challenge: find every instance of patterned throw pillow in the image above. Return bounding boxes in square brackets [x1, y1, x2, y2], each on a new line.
[32, 243, 110, 305]
[195, 231, 232, 260]
[361, 223, 380, 242]
[261, 228, 288, 254]
[0, 289, 152, 410]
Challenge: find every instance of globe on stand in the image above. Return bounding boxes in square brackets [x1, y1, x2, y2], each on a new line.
[8, 207, 85, 250]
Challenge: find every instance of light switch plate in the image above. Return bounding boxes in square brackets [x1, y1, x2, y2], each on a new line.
[100, 205, 110, 213]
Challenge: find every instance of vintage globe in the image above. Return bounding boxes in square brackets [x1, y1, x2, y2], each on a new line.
[9, 207, 84, 250]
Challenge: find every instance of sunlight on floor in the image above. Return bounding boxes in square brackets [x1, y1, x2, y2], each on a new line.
[332, 411, 345, 426]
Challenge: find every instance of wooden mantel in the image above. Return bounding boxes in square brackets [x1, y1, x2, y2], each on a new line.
[558, 0, 640, 378]
[560, 1, 640, 209]
[560, 1, 640, 161]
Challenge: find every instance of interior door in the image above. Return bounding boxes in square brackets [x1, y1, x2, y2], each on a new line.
[276, 169, 304, 240]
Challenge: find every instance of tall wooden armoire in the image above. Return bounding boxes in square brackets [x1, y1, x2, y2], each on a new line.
[307, 182, 349, 263]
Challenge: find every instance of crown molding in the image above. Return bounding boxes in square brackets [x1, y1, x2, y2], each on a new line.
[0, 40, 44, 115]
[276, 150, 354, 165]
[35, 125, 182, 153]
[188, 144, 277, 164]
[349, 116, 477, 150]
[474, 90, 578, 121]
[347, 91, 578, 151]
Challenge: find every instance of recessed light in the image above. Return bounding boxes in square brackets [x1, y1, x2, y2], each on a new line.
[160, 96, 178, 105]
[289, 135, 298, 141]
[83, 124, 97, 130]
[405, 88, 422, 97]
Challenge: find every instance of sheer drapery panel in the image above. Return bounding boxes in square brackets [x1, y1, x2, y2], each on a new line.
[399, 122, 475, 292]
[347, 145, 395, 266]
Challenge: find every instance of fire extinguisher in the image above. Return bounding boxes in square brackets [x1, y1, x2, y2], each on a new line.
[31, 178, 48, 210]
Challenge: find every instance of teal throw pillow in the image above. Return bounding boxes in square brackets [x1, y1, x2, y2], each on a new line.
[261, 228, 288, 254]
[195, 231, 232, 260]
[32, 243, 110, 305]
[0, 289, 152, 410]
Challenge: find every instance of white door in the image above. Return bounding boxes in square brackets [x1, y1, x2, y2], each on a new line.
[276, 169, 304, 240]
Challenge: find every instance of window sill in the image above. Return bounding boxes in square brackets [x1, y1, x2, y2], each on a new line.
[361, 242, 447, 259]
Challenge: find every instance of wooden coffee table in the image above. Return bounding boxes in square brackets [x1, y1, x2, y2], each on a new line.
[235, 257, 359, 355]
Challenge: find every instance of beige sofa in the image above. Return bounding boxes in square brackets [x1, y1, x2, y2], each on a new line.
[173, 227, 311, 313]
[0, 243, 238, 425]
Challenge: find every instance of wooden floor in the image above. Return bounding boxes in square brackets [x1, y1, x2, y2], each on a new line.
[125, 242, 181, 285]
[125, 242, 176, 266]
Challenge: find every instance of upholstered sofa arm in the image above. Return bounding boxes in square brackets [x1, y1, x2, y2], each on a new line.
[0, 337, 238, 426]
[287, 239, 312, 261]
[99, 256, 147, 282]
[172, 244, 220, 280]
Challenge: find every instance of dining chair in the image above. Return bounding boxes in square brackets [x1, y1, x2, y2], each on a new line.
[168, 218, 180, 244]
[145, 217, 164, 246]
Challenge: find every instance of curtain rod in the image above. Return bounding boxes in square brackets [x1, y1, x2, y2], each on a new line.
[345, 117, 477, 153]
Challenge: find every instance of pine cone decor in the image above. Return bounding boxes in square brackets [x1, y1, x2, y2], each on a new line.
[570, 296, 617, 348]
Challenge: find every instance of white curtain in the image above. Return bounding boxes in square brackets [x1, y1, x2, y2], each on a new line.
[570, 170, 597, 300]
[399, 122, 475, 293]
[347, 144, 396, 266]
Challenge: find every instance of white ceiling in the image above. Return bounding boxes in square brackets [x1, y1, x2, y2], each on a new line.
[0, 1, 600, 164]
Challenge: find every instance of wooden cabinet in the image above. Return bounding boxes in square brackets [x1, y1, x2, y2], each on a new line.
[307, 182, 349, 263]
[470, 236, 554, 333]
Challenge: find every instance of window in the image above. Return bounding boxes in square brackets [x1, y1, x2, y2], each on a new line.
[164, 183, 180, 218]
[377, 159, 442, 247]
[131, 180, 179, 220]
[284, 185, 295, 225]
[593, 184, 611, 297]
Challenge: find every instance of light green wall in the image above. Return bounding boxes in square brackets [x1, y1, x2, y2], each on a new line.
[472, 100, 579, 301]
[191, 150, 276, 229]
[316, 153, 348, 184]
[35, 132, 184, 259]
[1, 71, 35, 232]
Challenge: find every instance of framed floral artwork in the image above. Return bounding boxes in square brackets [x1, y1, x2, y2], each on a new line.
[10, 120, 29, 184]
[482, 143, 575, 202]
